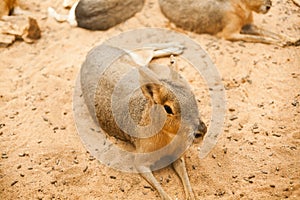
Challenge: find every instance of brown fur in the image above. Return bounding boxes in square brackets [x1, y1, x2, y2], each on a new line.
[159, 0, 299, 46]
[0, 0, 18, 19]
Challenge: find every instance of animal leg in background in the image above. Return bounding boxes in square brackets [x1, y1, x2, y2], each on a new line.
[48, 1, 78, 26]
[241, 24, 299, 46]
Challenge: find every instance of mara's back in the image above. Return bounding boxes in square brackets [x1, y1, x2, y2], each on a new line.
[159, 0, 231, 34]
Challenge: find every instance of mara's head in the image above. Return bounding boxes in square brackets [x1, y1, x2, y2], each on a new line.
[138, 66, 207, 145]
[246, 0, 272, 14]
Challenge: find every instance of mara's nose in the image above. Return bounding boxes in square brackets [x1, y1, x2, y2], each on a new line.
[266, 5, 271, 11]
[194, 120, 207, 138]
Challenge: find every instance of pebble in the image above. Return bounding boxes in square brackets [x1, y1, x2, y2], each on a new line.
[42, 116, 48, 122]
[272, 133, 281, 137]
[291, 100, 299, 107]
[110, 175, 116, 179]
[83, 166, 88, 173]
[144, 185, 152, 189]
[88, 156, 95, 161]
[11, 180, 18, 186]
[18, 153, 26, 157]
[252, 123, 259, 129]
[270, 184, 276, 188]
[229, 115, 238, 121]
[1, 153, 8, 159]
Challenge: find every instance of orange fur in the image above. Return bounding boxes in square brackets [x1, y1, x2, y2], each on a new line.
[0, 0, 18, 19]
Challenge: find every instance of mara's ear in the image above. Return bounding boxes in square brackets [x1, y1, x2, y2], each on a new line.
[138, 67, 162, 103]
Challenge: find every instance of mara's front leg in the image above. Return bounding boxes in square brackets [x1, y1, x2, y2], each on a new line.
[173, 157, 195, 200]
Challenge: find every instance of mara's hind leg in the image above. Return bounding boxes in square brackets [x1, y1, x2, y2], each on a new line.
[217, 19, 285, 46]
[48, 7, 68, 22]
[48, 1, 78, 27]
[241, 24, 299, 46]
[127, 42, 184, 66]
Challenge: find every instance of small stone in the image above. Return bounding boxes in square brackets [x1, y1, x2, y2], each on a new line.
[19, 153, 26, 157]
[11, 180, 18, 186]
[291, 100, 299, 107]
[20, 173, 25, 177]
[229, 115, 238, 121]
[229, 108, 235, 112]
[248, 175, 255, 179]
[17, 165, 22, 169]
[252, 123, 259, 129]
[50, 180, 57, 184]
[110, 175, 116, 179]
[252, 129, 260, 134]
[144, 185, 152, 189]
[1, 153, 8, 159]
[270, 184, 276, 188]
[42, 116, 48, 122]
[83, 166, 88, 173]
[88, 156, 95, 161]
[272, 133, 281, 137]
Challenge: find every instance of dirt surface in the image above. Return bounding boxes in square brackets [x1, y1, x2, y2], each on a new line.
[0, 0, 299, 199]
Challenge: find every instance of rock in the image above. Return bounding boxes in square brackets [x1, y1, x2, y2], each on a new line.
[11, 180, 18, 186]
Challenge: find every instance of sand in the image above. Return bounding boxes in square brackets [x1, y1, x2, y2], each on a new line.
[0, 0, 299, 199]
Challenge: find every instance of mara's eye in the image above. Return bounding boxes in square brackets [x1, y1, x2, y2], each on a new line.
[164, 105, 174, 115]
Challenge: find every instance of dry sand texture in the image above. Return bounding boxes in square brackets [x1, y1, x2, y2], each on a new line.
[0, 0, 299, 199]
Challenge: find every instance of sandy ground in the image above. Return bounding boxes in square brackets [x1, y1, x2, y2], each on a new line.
[0, 0, 300, 199]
